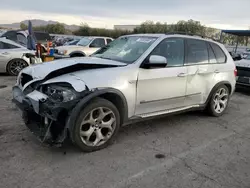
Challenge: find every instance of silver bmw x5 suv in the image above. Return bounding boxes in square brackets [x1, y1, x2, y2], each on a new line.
[12, 34, 237, 152]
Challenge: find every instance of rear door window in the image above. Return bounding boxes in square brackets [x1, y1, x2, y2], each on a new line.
[186, 39, 209, 64]
[209, 43, 226, 63]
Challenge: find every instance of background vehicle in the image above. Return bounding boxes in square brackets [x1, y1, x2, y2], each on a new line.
[235, 54, 250, 88]
[229, 51, 242, 61]
[54, 36, 113, 57]
[13, 34, 236, 152]
[0, 37, 36, 76]
[1, 30, 51, 47]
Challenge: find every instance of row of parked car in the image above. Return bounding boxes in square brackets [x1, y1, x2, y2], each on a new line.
[0, 29, 114, 75]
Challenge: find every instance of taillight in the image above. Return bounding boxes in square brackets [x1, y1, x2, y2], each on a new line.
[234, 68, 237, 77]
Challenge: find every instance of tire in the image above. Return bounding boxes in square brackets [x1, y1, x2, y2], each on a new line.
[6, 59, 28, 76]
[71, 98, 120, 152]
[207, 85, 229, 117]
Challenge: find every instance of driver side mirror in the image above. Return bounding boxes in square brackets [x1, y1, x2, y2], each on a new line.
[143, 55, 167, 68]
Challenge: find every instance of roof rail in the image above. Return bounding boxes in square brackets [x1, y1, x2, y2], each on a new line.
[165, 32, 218, 41]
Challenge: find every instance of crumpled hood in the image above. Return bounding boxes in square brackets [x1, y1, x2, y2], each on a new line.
[20, 57, 126, 80]
[235, 59, 250, 68]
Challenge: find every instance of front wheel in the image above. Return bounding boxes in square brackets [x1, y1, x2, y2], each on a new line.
[207, 85, 229, 117]
[6, 59, 28, 76]
[71, 98, 120, 152]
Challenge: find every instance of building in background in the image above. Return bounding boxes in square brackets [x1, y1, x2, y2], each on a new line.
[114, 25, 139, 31]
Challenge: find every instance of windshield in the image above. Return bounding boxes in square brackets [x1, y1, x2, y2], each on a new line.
[77, 37, 93, 46]
[64, 39, 80, 46]
[92, 36, 157, 64]
[246, 54, 250, 60]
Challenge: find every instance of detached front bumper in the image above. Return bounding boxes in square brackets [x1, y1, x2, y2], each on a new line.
[12, 86, 78, 145]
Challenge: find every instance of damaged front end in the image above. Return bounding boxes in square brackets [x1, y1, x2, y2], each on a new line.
[12, 76, 90, 146]
[12, 58, 126, 146]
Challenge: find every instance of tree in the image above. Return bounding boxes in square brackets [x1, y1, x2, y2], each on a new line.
[44, 23, 65, 34]
[30, 23, 66, 34]
[73, 24, 91, 36]
[20, 23, 28, 30]
[132, 19, 207, 36]
[173, 19, 206, 35]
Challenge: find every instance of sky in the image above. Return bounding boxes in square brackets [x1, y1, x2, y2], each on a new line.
[0, 0, 250, 30]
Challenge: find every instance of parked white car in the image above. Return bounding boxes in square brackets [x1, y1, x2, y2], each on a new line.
[54, 36, 113, 58]
[0, 38, 35, 76]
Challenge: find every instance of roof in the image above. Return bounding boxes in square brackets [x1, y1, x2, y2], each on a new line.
[124, 34, 166, 37]
[221, 30, 250, 36]
[123, 33, 215, 41]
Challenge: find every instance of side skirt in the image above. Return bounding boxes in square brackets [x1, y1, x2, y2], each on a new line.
[123, 104, 206, 126]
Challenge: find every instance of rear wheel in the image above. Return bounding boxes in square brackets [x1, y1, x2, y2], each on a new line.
[6, 59, 28, 76]
[207, 85, 229, 117]
[71, 98, 120, 152]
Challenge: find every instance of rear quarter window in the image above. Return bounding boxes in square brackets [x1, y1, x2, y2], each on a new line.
[209, 42, 226, 63]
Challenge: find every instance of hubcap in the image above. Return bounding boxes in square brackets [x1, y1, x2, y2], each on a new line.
[213, 88, 228, 113]
[9, 60, 27, 75]
[79, 107, 116, 147]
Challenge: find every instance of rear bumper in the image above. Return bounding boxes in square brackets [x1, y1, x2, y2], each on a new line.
[236, 66, 250, 88]
[236, 82, 250, 89]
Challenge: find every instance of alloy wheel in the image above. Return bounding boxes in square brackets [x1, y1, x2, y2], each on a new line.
[79, 107, 116, 147]
[213, 88, 228, 114]
[9, 60, 27, 76]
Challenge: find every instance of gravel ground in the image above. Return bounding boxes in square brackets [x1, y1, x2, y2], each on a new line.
[0, 75, 250, 188]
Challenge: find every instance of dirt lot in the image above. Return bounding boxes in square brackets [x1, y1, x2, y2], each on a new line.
[0, 75, 250, 188]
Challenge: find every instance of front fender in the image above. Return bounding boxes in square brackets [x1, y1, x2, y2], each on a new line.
[66, 88, 128, 141]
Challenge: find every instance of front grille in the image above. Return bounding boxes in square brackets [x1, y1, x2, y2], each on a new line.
[20, 73, 33, 87]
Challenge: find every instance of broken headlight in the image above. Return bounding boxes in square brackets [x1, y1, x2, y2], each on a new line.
[43, 84, 77, 103]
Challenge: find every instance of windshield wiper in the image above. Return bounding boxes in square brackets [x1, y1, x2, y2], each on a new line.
[95, 56, 112, 60]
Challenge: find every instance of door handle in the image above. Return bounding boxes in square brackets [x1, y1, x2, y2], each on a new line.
[214, 70, 220, 73]
[1, 52, 9, 55]
[178, 73, 187, 77]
